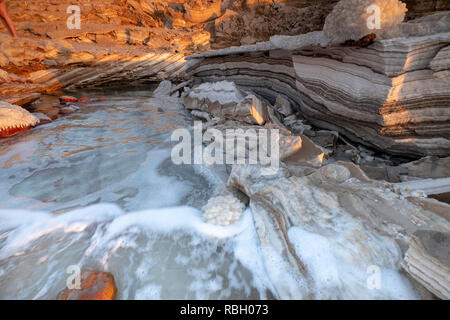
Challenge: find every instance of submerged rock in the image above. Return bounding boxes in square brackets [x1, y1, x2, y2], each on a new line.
[59, 105, 80, 115]
[203, 195, 244, 226]
[56, 269, 117, 300]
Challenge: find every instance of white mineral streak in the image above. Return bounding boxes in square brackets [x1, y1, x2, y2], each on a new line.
[203, 195, 244, 226]
[0, 101, 38, 131]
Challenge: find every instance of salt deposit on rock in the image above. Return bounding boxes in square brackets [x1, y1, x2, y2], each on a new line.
[153, 80, 174, 97]
[203, 195, 244, 226]
[0, 101, 38, 137]
[402, 230, 450, 300]
[323, 0, 407, 44]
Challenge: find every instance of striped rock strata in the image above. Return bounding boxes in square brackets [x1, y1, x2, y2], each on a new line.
[0, 101, 38, 137]
[186, 13, 450, 157]
[402, 230, 450, 299]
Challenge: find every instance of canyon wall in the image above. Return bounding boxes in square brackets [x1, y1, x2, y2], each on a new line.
[186, 12, 450, 157]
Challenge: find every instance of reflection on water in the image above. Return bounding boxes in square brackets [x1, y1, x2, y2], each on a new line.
[0, 87, 212, 213]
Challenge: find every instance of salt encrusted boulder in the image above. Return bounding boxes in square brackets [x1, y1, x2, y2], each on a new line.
[0, 101, 38, 137]
[153, 80, 174, 97]
[186, 11, 450, 157]
[290, 33, 450, 157]
[184, 0, 223, 24]
[183, 81, 269, 125]
[323, 0, 408, 44]
[402, 230, 450, 299]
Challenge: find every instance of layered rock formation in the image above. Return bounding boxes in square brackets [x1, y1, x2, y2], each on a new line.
[227, 162, 450, 299]
[186, 11, 450, 157]
[402, 230, 450, 299]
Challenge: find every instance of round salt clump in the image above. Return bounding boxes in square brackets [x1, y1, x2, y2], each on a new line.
[319, 164, 351, 183]
[202, 195, 244, 226]
[323, 0, 407, 44]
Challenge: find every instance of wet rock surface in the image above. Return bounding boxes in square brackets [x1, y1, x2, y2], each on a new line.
[56, 269, 117, 300]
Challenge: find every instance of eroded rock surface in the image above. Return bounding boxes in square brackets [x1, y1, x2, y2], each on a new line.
[402, 230, 450, 299]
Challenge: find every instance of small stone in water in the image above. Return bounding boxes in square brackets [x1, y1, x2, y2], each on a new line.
[56, 269, 117, 300]
[32, 113, 52, 126]
[60, 105, 79, 115]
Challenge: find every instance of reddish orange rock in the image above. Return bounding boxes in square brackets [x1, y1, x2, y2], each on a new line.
[56, 269, 117, 300]
[59, 96, 78, 103]
[343, 33, 376, 48]
[0, 125, 31, 138]
[78, 97, 90, 103]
